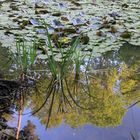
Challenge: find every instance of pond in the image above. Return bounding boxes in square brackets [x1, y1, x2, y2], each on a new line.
[0, 42, 140, 140]
[0, 0, 140, 140]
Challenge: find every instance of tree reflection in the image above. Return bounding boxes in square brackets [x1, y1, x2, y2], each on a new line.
[19, 120, 39, 140]
[28, 43, 140, 128]
[0, 42, 140, 138]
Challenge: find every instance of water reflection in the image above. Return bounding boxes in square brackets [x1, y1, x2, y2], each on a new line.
[0, 43, 140, 139]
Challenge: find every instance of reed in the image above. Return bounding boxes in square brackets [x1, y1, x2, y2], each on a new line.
[13, 38, 37, 73]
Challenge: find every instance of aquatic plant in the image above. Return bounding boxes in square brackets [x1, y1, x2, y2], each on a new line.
[30, 20, 92, 128]
[39, 19, 80, 78]
[10, 38, 37, 76]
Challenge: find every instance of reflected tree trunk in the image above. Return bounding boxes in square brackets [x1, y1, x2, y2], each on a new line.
[16, 73, 25, 140]
[16, 98, 23, 140]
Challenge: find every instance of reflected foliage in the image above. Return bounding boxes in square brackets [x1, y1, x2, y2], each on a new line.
[28, 43, 140, 128]
[0, 46, 12, 76]
[0, 43, 140, 136]
[19, 120, 39, 140]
